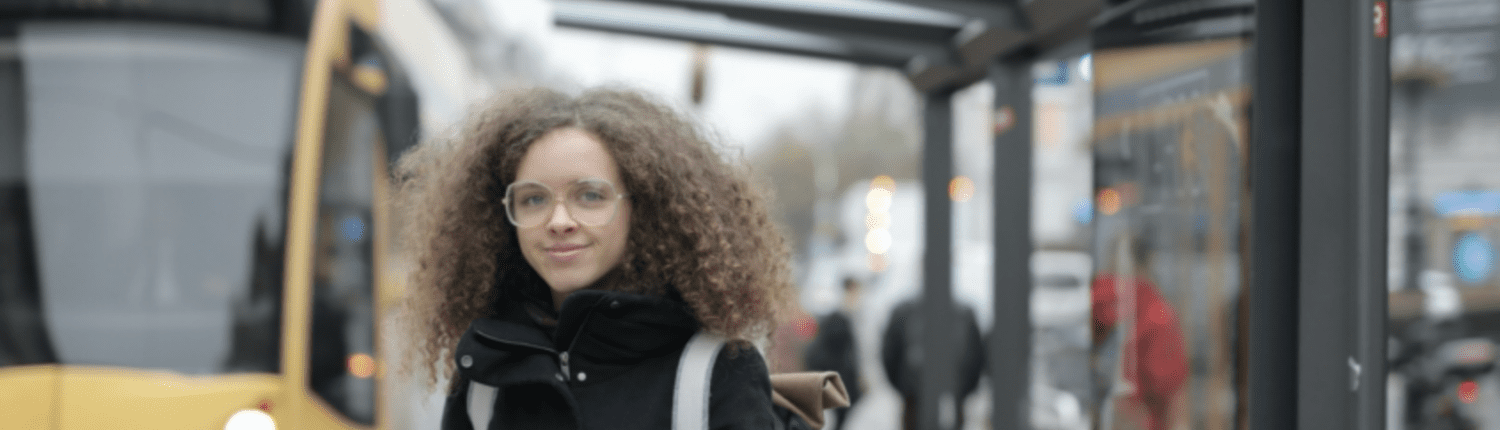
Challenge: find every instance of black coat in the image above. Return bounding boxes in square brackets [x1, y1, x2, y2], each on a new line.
[803, 311, 862, 405]
[440, 288, 785, 430]
[879, 299, 984, 399]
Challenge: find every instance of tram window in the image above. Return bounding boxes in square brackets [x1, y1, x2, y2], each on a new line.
[19, 22, 302, 375]
[306, 72, 380, 425]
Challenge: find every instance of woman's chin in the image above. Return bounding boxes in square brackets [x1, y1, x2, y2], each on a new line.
[545, 277, 595, 297]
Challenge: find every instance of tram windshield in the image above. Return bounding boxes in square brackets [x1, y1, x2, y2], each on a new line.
[0, 22, 303, 374]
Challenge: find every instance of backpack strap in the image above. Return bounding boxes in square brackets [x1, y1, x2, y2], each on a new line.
[674, 331, 726, 430]
[467, 380, 498, 430]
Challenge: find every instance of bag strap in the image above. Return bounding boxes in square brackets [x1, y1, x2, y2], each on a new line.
[674, 331, 726, 430]
[467, 380, 498, 430]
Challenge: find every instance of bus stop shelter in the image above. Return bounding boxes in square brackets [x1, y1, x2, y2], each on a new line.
[551, 0, 1392, 428]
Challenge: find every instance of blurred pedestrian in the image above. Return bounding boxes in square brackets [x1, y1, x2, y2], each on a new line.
[881, 296, 984, 430]
[804, 276, 866, 430]
[1091, 237, 1189, 430]
[397, 87, 799, 430]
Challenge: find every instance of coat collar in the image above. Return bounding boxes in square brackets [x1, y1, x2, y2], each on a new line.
[475, 288, 700, 362]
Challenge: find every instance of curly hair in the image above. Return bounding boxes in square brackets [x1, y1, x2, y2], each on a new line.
[395, 87, 794, 388]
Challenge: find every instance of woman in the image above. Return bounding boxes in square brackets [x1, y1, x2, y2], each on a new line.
[396, 87, 795, 429]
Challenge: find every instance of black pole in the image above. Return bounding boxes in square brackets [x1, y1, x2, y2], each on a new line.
[920, 88, 957, 430]
[988, 58, 1033, 430]
[1300, 0, 1390, 427]
[1248, 0, 1301, 427]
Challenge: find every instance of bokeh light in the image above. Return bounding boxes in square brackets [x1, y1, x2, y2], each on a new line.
[866, 212, 890, 230]
[347, 353, 376, 379]
[867, 188, 893, 213]
[341, 216, 365, 243]
[224, 410, 276, 430]
[866, 228, 892, 255]
[1072, 197, 1093, 224]
[1459, 380, 1480, 404]
[868, 252, 889, 272]
[1453, 233, 1496, 284]
[870, 175, 896, 192]
[949, 176, 975, 202]
[1098, 188, 1122, 215]
[792, 316, 818, 340]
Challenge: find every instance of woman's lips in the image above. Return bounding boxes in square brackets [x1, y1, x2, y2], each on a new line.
[546, 244, 586, 262]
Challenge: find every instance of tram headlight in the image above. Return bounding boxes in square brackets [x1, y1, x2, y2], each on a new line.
[225, 409, 276, 430]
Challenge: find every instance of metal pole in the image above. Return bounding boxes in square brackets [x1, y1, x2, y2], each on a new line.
[1248, 0, 1301, 427]
[989, 57, 1033, 430]
[1300, 0, 1390, 427]
[920, 88, 957, 430]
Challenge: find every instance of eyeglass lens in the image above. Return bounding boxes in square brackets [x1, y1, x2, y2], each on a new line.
[505, 179, 621, 227]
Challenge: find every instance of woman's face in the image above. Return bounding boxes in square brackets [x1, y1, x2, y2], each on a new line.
[512, 127, 632, 304]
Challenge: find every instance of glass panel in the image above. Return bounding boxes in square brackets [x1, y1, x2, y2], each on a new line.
[20, 22, 302, 374]
[307, 74, 380, 425]
[1091, 37, 1250, 430]
[1388, 0, 1500, 428]
[1030, 55, 1096, 430]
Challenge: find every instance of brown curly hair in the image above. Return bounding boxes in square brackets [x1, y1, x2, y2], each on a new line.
[395, 87, 794, 388]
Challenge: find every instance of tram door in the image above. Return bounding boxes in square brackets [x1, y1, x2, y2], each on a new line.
[1089, 4, 1252, 429]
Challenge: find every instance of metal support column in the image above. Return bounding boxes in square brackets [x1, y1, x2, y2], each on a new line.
[920, 88, 957, 430]
[1300, 0, 1390, 427]
[989, 57, 1033, 430]
[1248, 0, 1301, 427]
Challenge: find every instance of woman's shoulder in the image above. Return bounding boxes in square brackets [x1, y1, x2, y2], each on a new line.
[711, 341, 769, 377]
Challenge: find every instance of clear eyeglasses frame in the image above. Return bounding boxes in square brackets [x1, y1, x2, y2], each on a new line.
[501, 177, 628, 228]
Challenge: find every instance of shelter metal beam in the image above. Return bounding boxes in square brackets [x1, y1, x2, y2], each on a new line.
[1249, 0, 1301, 427]
[1300, 0, 1390, 428]
[919, 88, 957, 430]
[612, 0, 973, 42]
[988, 57, 1033, 430]
[553, 0, 941, 67]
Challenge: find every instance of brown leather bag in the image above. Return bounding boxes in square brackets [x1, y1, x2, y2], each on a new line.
[770, 372, 851, 430]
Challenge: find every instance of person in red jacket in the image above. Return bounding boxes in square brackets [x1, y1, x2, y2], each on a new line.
[1091, 240, 1190, 430]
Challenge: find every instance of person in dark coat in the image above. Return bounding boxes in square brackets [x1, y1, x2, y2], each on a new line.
[396, 88, 797, 429]
[804, 277, 866, 430]
[880, 297, 984, 430]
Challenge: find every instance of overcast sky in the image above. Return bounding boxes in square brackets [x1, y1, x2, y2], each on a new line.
[500, 0, 863, 155]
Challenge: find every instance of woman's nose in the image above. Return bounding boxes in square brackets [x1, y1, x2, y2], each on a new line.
[546, 202, 578, 233]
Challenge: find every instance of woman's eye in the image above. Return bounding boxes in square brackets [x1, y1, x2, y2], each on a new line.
[581, 191, 605, 202]
[521, 195, 548, 207]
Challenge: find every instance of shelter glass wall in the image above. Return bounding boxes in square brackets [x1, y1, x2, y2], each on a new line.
[1090, 37, 1250, 430]
[1387, 0, 1500, 427]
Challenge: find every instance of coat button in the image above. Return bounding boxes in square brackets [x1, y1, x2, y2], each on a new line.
[461, 355, 473, 368]
[576, 372, 587, 382]
[610, 301, 621, 309]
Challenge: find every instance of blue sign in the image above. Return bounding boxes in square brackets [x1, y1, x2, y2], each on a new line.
[1036, 60, 1069, 86]
[1453, 233, 1496, 285]
[1434, 190, 1500, 217]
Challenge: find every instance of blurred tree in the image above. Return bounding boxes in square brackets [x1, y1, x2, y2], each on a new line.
[748, 69, 921, 257]
[751, 130, 818, 254]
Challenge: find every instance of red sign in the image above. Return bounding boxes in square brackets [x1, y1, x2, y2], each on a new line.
[1374, 1, 1389, 38]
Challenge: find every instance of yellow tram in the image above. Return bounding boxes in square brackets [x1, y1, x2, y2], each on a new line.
[0, 0, 418, 428]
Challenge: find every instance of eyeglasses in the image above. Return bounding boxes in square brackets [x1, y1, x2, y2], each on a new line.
[502, 178, 627, 228]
